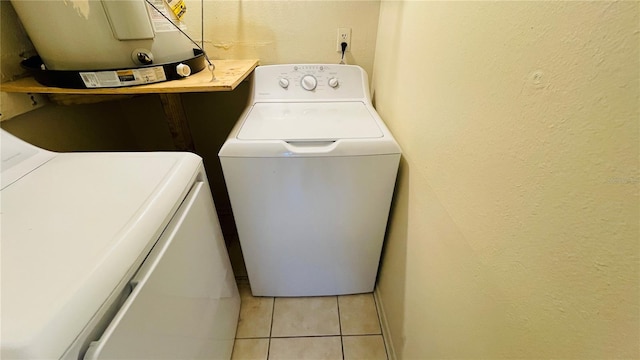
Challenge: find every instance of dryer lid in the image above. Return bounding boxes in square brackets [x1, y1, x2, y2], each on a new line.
[237, 102, 383, 141]
[1, 151, 202, 359]
[1, 130, 56, 190]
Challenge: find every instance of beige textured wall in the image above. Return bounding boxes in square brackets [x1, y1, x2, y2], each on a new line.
[194, 0, 380, 74]
[373, 1, 639, 358]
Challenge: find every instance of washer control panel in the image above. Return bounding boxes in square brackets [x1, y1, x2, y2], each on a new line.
[254, 64, 367, 101]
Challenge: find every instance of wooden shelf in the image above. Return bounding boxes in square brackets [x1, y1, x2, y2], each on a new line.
[0, 59, 259, 95]
[1, 59, 259, 152]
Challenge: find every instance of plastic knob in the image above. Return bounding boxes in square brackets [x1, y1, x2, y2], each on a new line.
[301, 75, 317, 91]
[328, 77, 339, 88]
[176, 63, 191, 77]
[279, 78, 290, 88]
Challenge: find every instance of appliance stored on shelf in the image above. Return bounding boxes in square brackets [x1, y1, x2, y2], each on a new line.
[10, 0, 209, 88]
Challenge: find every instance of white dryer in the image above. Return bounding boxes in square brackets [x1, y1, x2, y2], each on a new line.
[1, 130, 239, 359]
[219, 64, 401, 297]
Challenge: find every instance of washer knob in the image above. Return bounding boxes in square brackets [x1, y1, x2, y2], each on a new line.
[279, 78, 289, 88]
[328, 77, 339, 88]
[301, 75, 317, 91]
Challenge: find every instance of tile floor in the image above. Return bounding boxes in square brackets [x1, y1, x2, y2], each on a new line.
[232, 282, 388, 360]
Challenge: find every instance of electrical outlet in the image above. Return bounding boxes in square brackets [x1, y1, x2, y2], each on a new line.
[336, 27, 351, 52]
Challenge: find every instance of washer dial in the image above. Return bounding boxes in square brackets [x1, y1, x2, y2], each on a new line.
[301, 75, 318, 91]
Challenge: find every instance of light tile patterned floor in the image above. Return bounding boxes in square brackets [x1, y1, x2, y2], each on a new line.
[232, 283, 388, 360]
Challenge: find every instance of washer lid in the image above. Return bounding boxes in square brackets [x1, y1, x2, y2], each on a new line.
[237, 102, 383, 141]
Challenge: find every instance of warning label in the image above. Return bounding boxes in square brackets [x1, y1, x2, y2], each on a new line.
[167, 0, 187, 20]
[80, 67, 167, 88]
[147, 0, 187, 33]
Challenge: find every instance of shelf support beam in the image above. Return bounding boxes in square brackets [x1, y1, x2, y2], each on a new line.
[158, 93, 195, 152]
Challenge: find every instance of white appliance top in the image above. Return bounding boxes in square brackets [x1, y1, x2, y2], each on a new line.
[219, 64, 401, 158]
[1, 130, 56, 190]
[238, 102, 383, 141]
[1, 134, 202, 359]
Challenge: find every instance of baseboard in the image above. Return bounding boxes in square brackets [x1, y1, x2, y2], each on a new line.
[374, 286, 397, 360]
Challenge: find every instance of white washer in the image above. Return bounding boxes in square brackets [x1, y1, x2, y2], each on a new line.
[1, 130, 239, 359]
[219, 64, 401, 297]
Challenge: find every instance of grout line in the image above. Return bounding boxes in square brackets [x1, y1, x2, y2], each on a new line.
[269, 297, 275, 338]
[266, 337, 271, 360]
[267, 296, 276, 359]
[341, 333, 385, 337]
[336, 296, 343, 336]
[268, 334, 344, 339]
[336, 296, 345, 360]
